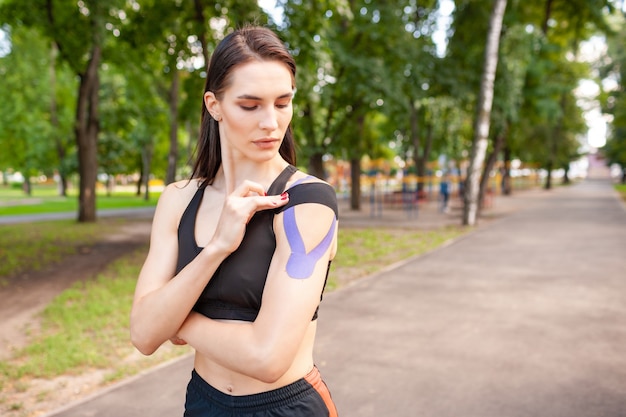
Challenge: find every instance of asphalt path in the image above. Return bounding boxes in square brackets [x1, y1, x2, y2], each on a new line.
[46, 178, 626, 417]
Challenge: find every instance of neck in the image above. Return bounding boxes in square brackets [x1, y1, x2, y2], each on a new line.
[219, 154, 288, 195]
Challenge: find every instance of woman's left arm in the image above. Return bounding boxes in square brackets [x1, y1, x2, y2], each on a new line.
[178, 199, 337, 383]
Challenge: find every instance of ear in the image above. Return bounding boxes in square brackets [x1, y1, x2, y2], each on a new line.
[204, 91, 221, 121]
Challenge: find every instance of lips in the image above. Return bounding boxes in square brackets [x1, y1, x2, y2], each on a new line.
[252, 138, 280, 149]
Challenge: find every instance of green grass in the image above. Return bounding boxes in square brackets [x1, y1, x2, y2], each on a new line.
[615, 184, 626, 202]
[330, 226, 466, 289]
[0, 219, 125, 280]
[0, 184, 159, 216]
[9, 254, 142, 378]
[0, 248, 192, 396]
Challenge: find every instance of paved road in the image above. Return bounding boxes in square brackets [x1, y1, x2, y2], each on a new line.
[46, 178, 626, 417]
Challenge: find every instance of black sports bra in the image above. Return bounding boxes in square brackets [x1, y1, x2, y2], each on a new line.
[175, 165, 338, 322]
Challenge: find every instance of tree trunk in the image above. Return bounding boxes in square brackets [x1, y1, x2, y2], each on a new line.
[502, 145, 512, 195]
[541, 0, 555, 35]
[49, 42, 68, 197]
[76, 44, 101, 223]
[136, 166, 143, 196]
[23, 177, 32, 196]
[545, 127, 557, 191]
[478, 129, 505, 215]
[545, 161, 553, 190]
[349, 157, 361, 210]
[423, 124, 435, 189]
[413, 123, 434, 194]
[193, 0, 210, 69]
[142, 143, 154, 201]
[462, 0, 507, 226]
[562, 165, 570, 184]
[165, 67, 179, 185]
[186, 120, 197, 168]
[106, 174, 114, 197]
[308, 152, 325, 179]
[410, 102, 424, 192]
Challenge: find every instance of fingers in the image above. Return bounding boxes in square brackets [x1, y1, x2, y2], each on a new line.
[211, 180, 290, 254]
[232, 180, 266, 198]
[230, 180, 290, 213]
[225, 193, 289, 224]
[255, 191, 290, 211]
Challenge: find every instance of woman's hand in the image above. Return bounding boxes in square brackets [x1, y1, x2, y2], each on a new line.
[211, 180, 289, 254]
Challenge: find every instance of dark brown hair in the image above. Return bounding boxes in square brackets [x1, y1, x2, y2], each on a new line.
[190, 25, 297, 187]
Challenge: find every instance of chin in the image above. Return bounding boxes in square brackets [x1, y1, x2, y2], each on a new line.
[249, 150, 281, 164]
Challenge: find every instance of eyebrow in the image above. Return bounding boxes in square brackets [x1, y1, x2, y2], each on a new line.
[236, 92, 294, 100]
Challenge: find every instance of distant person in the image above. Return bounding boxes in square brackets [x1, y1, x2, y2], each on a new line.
[130, 25, 339, 417]
[439, 174, 450, 213]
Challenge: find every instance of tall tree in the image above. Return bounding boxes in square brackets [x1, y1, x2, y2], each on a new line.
[600, 9, 626, 182]
[2, 0, 127, 221]
[0, 25, 74, 195]
[463, 0, 508, 226]
[511, 0, 613, 190]
[479, 22, 536, 205]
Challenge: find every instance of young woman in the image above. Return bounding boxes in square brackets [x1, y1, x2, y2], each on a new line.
[130, 25, 339, 417]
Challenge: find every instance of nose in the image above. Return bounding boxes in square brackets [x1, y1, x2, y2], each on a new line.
[259, 106, 279, 131]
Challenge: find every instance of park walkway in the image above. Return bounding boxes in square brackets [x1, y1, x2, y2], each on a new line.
[47, 177, 626, 417]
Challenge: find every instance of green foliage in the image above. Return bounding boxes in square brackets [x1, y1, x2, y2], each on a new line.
[603, 134, 626, 173]
[600, 11, 626, 176]
[280, 1, 441, 171]
[505, 1, 610, 173]
[0, 0, 621, 197]
[0, 25, 74, 179]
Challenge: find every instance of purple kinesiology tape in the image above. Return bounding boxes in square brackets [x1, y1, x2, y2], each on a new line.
[283, 207, 336, 279]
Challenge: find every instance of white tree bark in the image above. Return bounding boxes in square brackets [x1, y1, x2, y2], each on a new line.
[462, 0, 508, 226]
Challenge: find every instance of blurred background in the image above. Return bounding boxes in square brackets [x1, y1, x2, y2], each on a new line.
[0, 0, 625, 220]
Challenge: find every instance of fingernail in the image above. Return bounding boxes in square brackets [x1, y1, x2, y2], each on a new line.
[280, 192, 289, 200]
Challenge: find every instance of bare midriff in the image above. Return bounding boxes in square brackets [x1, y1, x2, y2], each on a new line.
[193, 320, 317, 395]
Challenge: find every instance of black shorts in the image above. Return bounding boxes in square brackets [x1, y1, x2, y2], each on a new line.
[184, 366, 338, 417]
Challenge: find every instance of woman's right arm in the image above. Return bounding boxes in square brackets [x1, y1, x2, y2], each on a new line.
[130, 183, 230, 355]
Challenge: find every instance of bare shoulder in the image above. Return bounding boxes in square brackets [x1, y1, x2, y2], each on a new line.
[160, 179, 201, 202]
[153, 179, 203, 227]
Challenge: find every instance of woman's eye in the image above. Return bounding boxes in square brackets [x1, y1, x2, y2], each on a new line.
[240, 105, 257, 111]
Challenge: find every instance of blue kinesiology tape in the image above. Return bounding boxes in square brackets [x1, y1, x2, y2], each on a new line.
[283, 206, 336, 279]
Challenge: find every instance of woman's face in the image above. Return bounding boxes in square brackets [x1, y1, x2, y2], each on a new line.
[207, 60, 294, 163]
